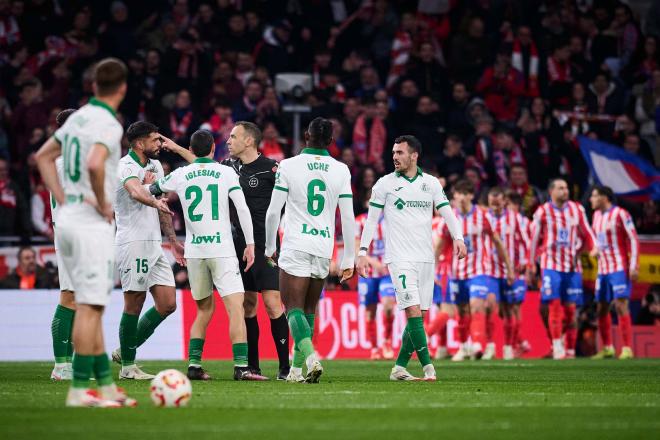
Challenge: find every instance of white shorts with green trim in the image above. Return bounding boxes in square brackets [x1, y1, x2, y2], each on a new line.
[116, 241, 175, 292]
[187, 257, 244, 300]
[54, 221, 115, 306]
[54, 230, 73, 292]
[278, 248, 330, 279]
[387, 261, 435, 311]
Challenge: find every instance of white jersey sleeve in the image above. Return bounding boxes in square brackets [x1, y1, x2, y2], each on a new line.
[431, 178, 450, 209]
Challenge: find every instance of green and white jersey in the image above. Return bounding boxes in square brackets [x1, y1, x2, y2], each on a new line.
[274, 148, 353, 259]
[115, 150, 164, 245]
[155, 158, 241, 258]
[50, 157, 64, 226]
[53, 98, 123, 224]
[369, 167, 449, 264]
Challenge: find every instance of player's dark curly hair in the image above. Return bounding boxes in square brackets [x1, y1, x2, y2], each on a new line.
[126, 121, 159, 146]
[592, 184, 615, 202]
[190, 129, 215, 157]
[55, 109, 76, 128]
[307, 117, 333, 148]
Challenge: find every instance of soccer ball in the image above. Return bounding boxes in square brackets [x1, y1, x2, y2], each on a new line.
[150, 369, 192, 407]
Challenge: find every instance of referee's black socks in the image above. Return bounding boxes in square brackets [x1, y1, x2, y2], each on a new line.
[271, 314, 290, 369]
[245, 316, 260, 371]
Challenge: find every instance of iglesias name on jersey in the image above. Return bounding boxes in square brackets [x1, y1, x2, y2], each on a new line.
[441, 206, 494, 279]
[356, 212, 387, 278]
[53, 98, 123, 224]
[155, 158, 242, 259]
[115, 150, 164, 246]
[529, 201, 596, 272]
[369, 167, 449, 264]
[487, 209, 530, 278]
[274, 148, 352, 259]
[592, 206, 639, 274]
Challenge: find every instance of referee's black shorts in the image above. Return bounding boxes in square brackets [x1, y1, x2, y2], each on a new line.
[234, 238, 279, 293]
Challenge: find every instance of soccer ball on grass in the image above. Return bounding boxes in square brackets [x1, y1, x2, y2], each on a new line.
[150, 369, 192, 407]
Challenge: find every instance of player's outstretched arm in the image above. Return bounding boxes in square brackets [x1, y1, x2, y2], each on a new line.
[338, 196, 356, 282]
[160, 135, 196, 163]
[264, 189, 287, 261]
[158, 209, 185, 266]
[437, 204, 466, 259]
[35, 137, 64, 205]
[87, 143, 113, 222]
[124, 178, 172, 214]
[229, 188, 256, 271]
[357, 203, 382, 278]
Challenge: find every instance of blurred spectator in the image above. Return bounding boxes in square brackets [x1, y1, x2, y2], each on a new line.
[201, 99, 233, 161]
[622, 35, 660, 86]
[635, 286, 660, 325]
[587, 70, 626, 116]
[508, 163, 542, 218]
[0, 158, 30, 238]
[160, 89, 200, 148]
[636, 201, 660, 234]
[546, 39, 573, 106]
[259, 121, 286, 162]
[0, 246, 54, 289]
[354, 166, 376, 216]
[475, 50, 524, 123]
[512, 25, 540, 98]
[353, 98, 386, 173]
[232, 78, 263, 122]
[255, 19, 293, 76]
[437, 134, 465, 185]
[404, 95, 443, 168]
[450, 16, 490, 87]
[407, 41, 449, 103]
[99, 1, 136, 62]
[445, 81, 471, 138]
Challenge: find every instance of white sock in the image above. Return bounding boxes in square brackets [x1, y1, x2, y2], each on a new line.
[291, 366, 303, 375]
[423, 364, 435, 376]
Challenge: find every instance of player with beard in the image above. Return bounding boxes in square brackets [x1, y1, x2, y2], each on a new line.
[110, 121, 186, 379]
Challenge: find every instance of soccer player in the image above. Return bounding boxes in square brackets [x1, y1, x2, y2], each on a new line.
[264, 117, 356, 383]
[150, 129, 258, 381]
[110, 121, 187, 380]
[358, 135, 466, 381]
[50, 108, 76, 381]
[36, 58, 136, 407]
[590, 185, 639, 360]
[504, 190, 532, 358]
[438, 180, 514, 362]
[486, 187, 530, 360]
[222, 121, 289, 380]
[427, 214, 456, 360]
[355, 211, 396, 360]
[527, 178, 598, 360]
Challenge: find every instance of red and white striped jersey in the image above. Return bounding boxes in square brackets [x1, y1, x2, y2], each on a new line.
[432, 216, 451, 276]
[487, 209, 530, 278]
[442, 206, 494, 280]
[528, 201, 596, 272]
[356, 213, 388, 278]
[592, 206, 639, 274]
[516, 215, 531, 269]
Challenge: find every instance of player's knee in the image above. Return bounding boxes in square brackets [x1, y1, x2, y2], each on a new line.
[158, 299, 177, 317]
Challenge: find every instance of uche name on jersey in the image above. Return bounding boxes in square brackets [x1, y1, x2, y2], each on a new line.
[307, 162, 330, 172]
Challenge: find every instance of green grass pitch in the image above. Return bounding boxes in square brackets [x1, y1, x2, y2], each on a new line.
[1, 359, 658, 440]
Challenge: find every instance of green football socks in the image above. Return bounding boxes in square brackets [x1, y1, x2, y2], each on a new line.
[51, 305, 74, 364]
[233, 342, 249, 367]
[189, 338, 205, 367]
[288, 309, 315, 363]
[395, 327, 415, 368]
[407, 316, 432, 366]
[136, 307, 165, 347]
[119, 313, 139, 367]
[72, 354, 94, 389]
[93, 353, 114, 386]
[292, 313, 315, 368]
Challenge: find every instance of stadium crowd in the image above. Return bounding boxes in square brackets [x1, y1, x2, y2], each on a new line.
[0, 0, 658, 239]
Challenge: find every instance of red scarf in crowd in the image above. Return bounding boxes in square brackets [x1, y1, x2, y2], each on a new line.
[512, 39, 539, 97]
[0, 180, 16, 209]
[547, 55, 571, 83]
[353, 115, 386, 165]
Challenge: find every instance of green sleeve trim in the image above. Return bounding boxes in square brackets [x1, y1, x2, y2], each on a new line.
[338, 194, 353, 199]
[154, 180, 163, 194]
[228, 186, 241, 193]
[122, 176, 138, 185]
[274, 185, 289, 192]
[436, 202, 450, 210]
[369, 201, 384, 208]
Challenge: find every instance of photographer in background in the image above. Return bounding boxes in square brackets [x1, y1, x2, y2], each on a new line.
[0, 246, 55, 289]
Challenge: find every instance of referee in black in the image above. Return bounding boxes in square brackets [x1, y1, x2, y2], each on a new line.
[223, 121, 290, 380]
